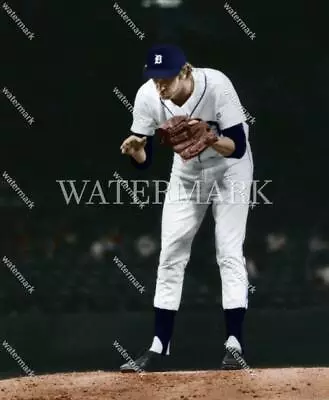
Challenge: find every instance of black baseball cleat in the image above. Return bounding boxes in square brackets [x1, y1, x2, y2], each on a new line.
[120, 350, 166, 373]
[221, 346, 248, 370]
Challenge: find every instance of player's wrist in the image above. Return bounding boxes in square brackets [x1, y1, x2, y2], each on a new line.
[211, 136, 236, 156]
[131, 148, 146, 163]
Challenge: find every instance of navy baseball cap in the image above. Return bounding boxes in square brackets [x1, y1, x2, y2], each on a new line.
[144, 45, 187, 79]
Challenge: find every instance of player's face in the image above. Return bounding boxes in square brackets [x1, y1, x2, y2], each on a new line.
[153, 75, 181, 100]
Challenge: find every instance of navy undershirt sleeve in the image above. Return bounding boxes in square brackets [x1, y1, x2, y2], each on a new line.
[221, 123, 246, 159]
[129, 133, 153, 169]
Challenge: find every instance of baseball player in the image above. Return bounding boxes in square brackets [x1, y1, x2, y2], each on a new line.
[119, 44, 253, 371]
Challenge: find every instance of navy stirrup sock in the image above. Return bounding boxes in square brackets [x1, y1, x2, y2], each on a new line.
[224, 307, 246, 351]
[151, 307, 177, 355]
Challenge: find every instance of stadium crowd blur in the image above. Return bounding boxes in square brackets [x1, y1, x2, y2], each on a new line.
[1, 183, 329, 315]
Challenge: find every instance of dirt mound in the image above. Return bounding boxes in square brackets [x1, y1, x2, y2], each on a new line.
[0, 368, 328, 400]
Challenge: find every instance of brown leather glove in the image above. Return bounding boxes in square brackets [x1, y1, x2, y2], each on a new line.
[157, 116, 219, 160]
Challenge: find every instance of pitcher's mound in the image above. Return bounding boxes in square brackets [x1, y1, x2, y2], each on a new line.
[0, 368, 328, 400]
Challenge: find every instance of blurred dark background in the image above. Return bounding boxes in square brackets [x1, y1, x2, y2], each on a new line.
[0, 0, 328, 377]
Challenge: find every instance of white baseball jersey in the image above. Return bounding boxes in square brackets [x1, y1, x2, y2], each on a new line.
[131, 67, 251, 166]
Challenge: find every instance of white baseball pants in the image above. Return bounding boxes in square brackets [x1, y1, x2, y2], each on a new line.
[153, 148, 253, 311]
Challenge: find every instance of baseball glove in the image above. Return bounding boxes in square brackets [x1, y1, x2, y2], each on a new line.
[157, 115, 219, 160]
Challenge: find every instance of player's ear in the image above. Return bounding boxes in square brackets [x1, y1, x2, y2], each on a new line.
[179, 63, 192, 80]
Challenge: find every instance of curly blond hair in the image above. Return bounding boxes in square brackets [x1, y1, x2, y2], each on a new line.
[179, 63, 194, 79]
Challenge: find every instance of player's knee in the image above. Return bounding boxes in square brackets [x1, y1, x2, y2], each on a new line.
[217, 254, 244, 268]
[159, 255, 189, 270]
[160, 242, 191, 264]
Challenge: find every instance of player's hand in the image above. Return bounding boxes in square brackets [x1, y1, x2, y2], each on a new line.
[120, 135, 147, 156]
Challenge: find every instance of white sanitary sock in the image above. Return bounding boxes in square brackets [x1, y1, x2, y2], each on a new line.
[225, 335, 242, 353]
[149, 336, 170, 355]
